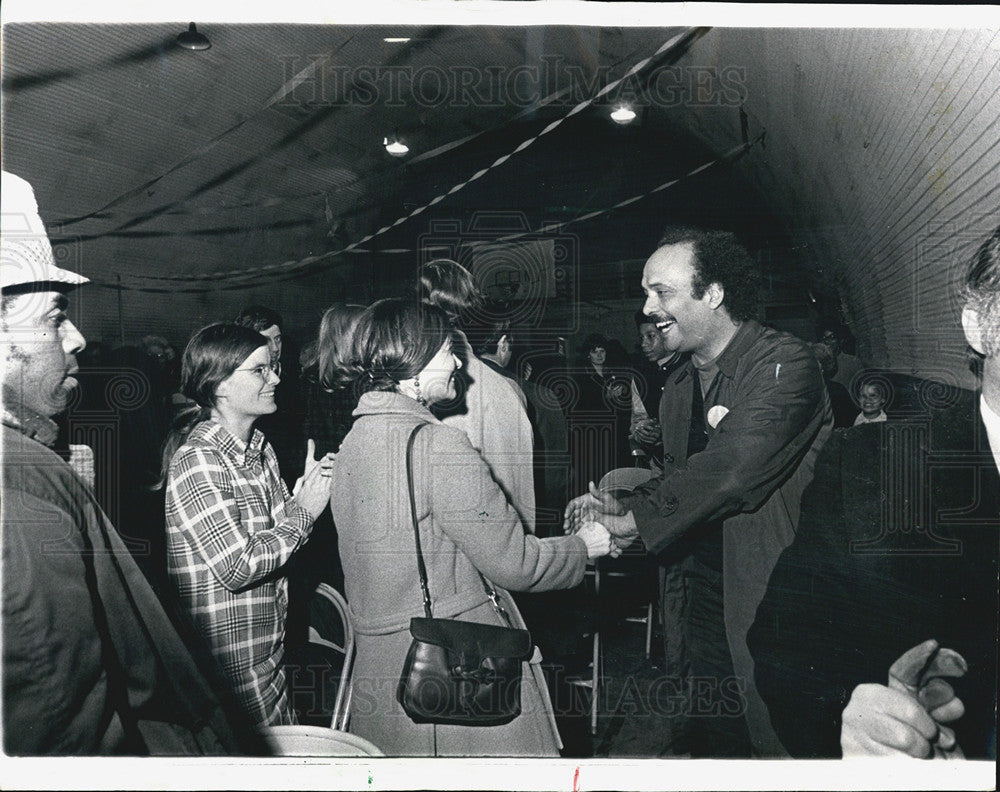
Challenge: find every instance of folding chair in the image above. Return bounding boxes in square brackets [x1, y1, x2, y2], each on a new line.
[286, 583, 355, 730]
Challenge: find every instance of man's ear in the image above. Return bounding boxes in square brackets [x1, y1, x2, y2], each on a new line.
[962, 306, 985, 355]
[706, 282, 725, 310]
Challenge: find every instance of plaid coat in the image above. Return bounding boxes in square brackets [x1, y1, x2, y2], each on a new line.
[165, 420, 313, 727]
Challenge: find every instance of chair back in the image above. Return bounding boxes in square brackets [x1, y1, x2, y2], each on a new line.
[307, 583, 355, 730]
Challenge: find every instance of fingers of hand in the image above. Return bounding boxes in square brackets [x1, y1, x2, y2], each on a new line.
[917, 678, 955, 714]
[563, 494, 588, 531]
[926, 696, 965, 725]
[934, 725, 959, 752]
[888, 639, 940, 691]
[843, 684, 937, 757]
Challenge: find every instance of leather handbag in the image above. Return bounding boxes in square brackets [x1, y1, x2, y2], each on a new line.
[396, 424, 533, 726]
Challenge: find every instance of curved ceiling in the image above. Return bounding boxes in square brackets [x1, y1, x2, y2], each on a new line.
[3, 20, 998, 389]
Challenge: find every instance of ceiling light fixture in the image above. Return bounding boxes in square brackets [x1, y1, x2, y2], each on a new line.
[176, 22, 211, 51]
[383, 37, 411, 43]
[383, 136, 409, 157]
[610, 105, 637, 125]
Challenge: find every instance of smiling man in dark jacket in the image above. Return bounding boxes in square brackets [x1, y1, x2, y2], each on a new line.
[565, 226, 833, 756]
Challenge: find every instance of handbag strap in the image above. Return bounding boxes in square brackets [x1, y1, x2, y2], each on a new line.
[404, 422, 515, 629]
[405, 424, 434, 619]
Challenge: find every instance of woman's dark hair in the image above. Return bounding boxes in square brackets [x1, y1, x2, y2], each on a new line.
[316, 302, 367, 391]
[158, 323, 267, 484]
[342, 298, 453, 396]
[580, 332, 607, 360]
[417, 258, 484, 320]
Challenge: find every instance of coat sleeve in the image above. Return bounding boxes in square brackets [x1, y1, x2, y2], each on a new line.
[628, 336, 830, 554]
[420, 424, 587, 592]
[166, 446, 313, 591]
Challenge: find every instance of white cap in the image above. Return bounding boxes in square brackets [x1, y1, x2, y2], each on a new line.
[1, 170, 89, 290]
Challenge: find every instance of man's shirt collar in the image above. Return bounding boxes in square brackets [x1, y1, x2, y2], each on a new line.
[1, 402, 59, 447]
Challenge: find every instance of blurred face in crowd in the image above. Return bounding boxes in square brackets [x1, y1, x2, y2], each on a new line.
[214, 345, 279, 420]
[638, 321, 669, 363]
[588, 346, 606, 368]
[1, 290, 86, 419]
[259, 324, 282, 366]
[858, 383, 886, 418]
[416, 337, 462, 405]
[641, 242, 721, 362]
[820, 329, 841, 357]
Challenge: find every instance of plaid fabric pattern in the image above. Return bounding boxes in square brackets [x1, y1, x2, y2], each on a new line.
[165, 420, 313, 727]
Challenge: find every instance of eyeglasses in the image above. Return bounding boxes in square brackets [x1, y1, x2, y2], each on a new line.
[235, 361, 280, 382]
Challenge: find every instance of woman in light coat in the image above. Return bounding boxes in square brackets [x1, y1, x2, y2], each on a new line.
[323, 298, 611, 756]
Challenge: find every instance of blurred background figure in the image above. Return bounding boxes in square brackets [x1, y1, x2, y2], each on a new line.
[569, 332, 632, 497]
[810, 342, 856, 429]
[818, 321, 862, 392]
[419, 259, 536, 533]
[235, 305, 303, 488]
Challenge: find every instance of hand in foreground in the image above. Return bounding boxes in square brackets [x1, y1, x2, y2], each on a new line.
[293, 438, 336, 520]
[575, 520, 612, 559]
[840, 639, 967, 758]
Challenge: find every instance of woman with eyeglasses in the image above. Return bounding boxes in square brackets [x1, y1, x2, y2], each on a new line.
[163, 323, 333, 728]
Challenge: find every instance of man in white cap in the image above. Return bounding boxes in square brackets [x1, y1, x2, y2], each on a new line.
[1, 170, 255, 754]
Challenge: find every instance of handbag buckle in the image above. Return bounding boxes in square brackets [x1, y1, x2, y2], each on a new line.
[486, 588, 511, 622]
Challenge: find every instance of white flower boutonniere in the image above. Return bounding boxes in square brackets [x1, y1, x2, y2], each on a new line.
[707, 404, 730, 429]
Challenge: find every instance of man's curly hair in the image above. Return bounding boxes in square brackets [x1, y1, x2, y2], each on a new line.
[657, 226, 762, 323]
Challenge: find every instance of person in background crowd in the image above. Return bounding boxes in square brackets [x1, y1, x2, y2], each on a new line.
[325, 297, 612, 756]
[472, 318, 517, 381]
[235, 306, 283, 372]
[854, 377, 889, 425]
[630, 309, 684, 472]
[565, 226, 832, 757]
[569, 332, 633, 496]
[810, 342, 856, 429]
[284, 303, 366, 657]
[2, 169, 255, 755]
[419, 259, 536, 533]
[819, 321, 863, 392]
[749, 224, 1000, 759]
[235, 305, 302, 488]
[163, 323, 334, 728]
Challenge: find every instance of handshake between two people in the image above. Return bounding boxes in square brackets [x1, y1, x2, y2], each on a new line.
[563, 481, 643, 559]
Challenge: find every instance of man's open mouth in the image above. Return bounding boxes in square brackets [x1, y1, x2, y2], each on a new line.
[655, 319, 675, 332]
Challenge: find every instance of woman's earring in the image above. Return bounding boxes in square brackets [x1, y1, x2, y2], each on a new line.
[413, 376, 426, 406]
